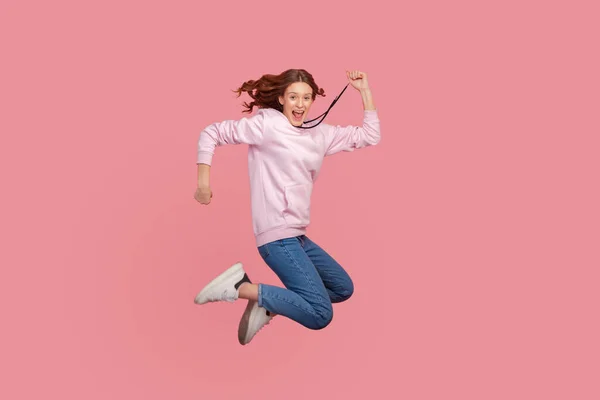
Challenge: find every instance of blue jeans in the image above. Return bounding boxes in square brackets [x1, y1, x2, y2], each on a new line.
[257, 235, 354, 330]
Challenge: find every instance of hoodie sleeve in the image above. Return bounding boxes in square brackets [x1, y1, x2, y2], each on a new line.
[197, 111, 265, 165]
[322, 109, 381, 157]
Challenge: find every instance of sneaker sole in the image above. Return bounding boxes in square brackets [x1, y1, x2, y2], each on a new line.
[238, 300, 256, 345]
[194, 262, 244, 304]
[238, 300, 270, 345]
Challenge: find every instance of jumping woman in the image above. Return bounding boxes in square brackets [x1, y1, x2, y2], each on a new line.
[194, 69, 380, 345]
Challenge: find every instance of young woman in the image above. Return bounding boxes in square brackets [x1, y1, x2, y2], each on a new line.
[194, 69, 380, 345]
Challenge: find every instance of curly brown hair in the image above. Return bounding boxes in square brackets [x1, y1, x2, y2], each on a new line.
[233, 69, 326, 114]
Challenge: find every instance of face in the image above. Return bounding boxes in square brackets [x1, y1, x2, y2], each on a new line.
[279, 82, 314, 126]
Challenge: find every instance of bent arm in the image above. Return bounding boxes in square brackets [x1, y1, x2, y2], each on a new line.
[323, 86, 380, 156]
[197, 111, 265, 166]
[323, 109, 380, 156]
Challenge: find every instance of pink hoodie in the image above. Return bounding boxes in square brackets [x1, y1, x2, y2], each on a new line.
[197, 107, 381, 246]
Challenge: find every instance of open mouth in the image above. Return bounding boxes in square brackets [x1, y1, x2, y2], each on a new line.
[292, 110, 304, 121]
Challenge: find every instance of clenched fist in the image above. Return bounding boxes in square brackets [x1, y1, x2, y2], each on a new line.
[194, 186, 213, 205]
[346, 70, 370, 91]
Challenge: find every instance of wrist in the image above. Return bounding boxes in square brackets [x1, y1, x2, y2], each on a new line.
[197, 163, 210, 188]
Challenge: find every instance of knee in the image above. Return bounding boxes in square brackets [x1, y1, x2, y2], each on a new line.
[341, 279, 354, 301]
[334, 278, 354, 303]
[309, 303, 334, 330]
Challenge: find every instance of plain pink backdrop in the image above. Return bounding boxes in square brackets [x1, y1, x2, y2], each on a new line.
[1, 0, 599, 399]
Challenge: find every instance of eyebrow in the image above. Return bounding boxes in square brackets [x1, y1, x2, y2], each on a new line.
[288, 92, 313, 95]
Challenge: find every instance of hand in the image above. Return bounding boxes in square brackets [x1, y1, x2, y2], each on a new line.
[346, 70, 369, 91]
[194, 186, 213, 205]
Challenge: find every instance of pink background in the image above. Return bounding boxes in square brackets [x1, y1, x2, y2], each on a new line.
[2, 0, 599, 399]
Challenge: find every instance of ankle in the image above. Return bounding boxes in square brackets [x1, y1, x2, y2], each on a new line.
[238, 283, 259, 302]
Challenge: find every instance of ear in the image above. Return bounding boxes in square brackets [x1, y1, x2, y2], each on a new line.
[278, 95, 283, 106]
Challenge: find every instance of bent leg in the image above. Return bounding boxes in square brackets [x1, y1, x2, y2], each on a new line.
[257, 237, 334, 330]
[300, 235, 354, 303]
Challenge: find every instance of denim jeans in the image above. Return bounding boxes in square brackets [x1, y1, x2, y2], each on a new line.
[257, 235, 354, 330]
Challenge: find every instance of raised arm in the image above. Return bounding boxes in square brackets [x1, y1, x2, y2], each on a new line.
[323, 70, 381, 156]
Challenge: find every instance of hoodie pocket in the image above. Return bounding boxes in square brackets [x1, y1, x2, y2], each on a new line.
[283, 183, 312, 227]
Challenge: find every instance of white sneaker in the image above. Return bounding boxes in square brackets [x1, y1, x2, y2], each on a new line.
[194, 262, 251, 305]
[238, 300, 274, 345]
